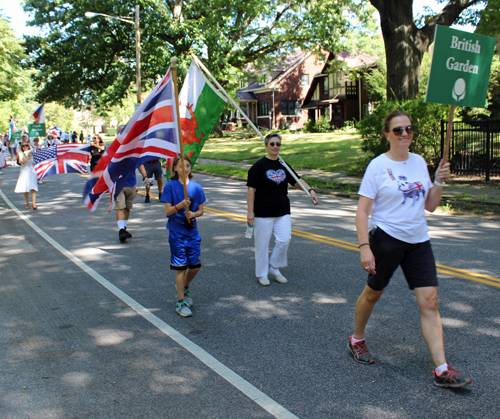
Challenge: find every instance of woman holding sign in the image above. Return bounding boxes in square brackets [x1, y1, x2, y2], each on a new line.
[348, 110, 471, 388]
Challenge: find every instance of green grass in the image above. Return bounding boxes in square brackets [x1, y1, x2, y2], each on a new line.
[195, 164, 248, 178]
[200, 131, 368, 176]
[194, 165, 360, 194]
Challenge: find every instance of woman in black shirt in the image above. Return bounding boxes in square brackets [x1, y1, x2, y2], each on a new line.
[246, 133, 318, 286]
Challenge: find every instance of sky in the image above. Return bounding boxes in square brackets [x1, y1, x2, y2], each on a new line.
[1, 0, 478, 38]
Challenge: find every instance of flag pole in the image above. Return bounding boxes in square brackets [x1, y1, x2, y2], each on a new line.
[443, 105, 456, 164]
[189, 51, 311, 199]
[170, 57, 192, 221]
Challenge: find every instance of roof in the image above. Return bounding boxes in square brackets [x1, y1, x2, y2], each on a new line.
[237, 49, 318, 96]
[237, 90, 258, 101]
[335, 52, 379, 68]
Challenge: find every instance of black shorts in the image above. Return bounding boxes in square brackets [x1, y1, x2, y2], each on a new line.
[367, 227, 438, 291]
[144, 160, 162, 179]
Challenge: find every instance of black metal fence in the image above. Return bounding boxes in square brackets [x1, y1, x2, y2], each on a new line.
[441, 119, 500, 180]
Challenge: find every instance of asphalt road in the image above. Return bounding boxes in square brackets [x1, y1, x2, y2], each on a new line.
[0, 166, 499, 419]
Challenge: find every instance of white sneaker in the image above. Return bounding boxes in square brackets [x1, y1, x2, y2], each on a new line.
[269, 267, 288, 284]
[258, 276, 270, 286]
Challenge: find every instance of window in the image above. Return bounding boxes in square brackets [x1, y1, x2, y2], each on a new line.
[323, 77, 329, 95]
[281, 101, 301, 116]
[333, 72, 342, 88]
[258, 101, 270, 116]
[301, 74, 309, 86]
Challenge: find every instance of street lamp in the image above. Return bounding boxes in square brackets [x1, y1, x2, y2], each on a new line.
[85, 5, 141, 104]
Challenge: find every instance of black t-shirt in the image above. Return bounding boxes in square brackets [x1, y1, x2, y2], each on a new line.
[246, 156, 299, 218]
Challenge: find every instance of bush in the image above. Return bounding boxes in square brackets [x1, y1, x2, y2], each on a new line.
[303, 119, 316, 133]
[303, 115, 334, 133]
[357, 97, 449, 169]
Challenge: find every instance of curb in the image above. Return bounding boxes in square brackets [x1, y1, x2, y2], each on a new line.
[194, 169, 500, 206]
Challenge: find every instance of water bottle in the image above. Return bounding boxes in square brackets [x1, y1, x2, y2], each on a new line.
[245, 225, 254, 239]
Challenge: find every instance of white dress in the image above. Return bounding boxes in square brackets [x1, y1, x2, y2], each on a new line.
[14, 153, 38, 193]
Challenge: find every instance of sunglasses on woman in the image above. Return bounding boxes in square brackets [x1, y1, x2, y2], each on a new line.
[390, 125, 414, 136]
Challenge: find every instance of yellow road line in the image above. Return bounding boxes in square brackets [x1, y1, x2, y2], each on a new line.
[81, 183, 500, 288]
[204, 207, 500, 288]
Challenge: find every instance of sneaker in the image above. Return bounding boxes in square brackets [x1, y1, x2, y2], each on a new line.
[125, 228, 132, 238]
[145, 195, 150, 203]
[258, 276, 270, 286]
[176, 300, 193, 317]
[184, 288, 193, 306]
[269, 267, 288, 284]
[348, 335, 375, 364]
[119, 228, 128, 242]
[434, 364, 471, 388]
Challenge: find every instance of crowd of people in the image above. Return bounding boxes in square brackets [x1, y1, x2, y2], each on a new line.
[0, 110, 472, 389]
[1, 130, 107, 211]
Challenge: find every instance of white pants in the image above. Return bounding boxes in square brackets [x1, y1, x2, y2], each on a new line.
[254, 215, 292, 278]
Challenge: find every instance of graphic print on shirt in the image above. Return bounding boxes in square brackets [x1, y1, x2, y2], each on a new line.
[395, 175, 426, 205]
[266, 169, 286, 184]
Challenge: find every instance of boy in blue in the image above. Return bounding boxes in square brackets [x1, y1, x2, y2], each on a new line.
[160, 155, 206, 317]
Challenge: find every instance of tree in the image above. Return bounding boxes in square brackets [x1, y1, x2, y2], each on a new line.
[23, 0, 370, 109]
[368, 0, 487, 101]
[0, 17, 31, 101]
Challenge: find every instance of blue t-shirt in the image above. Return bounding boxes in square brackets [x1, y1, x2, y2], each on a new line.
[160, 179, 206, 236]
[124, 171, 137, 187]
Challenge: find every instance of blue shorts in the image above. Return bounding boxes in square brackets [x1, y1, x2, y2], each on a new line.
[168, 230, 201, 270]
[367, 227, 438, 291]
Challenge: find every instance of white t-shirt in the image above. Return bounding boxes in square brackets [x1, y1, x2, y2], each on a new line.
[42, 139, 60, 147]
[358, 152, 433, 244]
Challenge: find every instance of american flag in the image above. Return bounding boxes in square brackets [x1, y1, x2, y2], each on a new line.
[33, 144, 91, 181]
[83, 68, 180, 212]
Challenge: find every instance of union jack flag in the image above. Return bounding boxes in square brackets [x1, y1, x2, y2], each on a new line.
[83, 68, 180, 212]
[33, 144, 91, 181]
[266, 169, 287, 184]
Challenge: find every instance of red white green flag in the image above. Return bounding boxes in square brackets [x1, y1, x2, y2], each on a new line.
[165, 61, 226, 176]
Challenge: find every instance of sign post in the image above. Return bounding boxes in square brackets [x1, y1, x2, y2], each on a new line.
[425, 25, 496, 162]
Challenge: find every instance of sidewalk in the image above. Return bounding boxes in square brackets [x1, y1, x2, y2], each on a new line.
[196, 158, 500, 206]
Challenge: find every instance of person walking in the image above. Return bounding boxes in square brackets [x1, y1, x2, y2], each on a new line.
[160, 155, 206, 317]
[115, 164, 147, 243]
[143, 158, 163, 203]
[246, 133, 318, 286]
[14, 140, 38, 210]
[90, 135, 106, 172]
[348, 109, 471, 388]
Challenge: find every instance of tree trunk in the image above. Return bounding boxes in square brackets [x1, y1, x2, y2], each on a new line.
[371, 0, 430, 101]
[211, 118, 223, 137]
[370, 0, 474, 101]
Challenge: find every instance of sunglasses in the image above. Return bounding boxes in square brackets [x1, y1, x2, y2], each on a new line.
[268, 142, 281, 147]
[390, 125, 414, 136]
[21, 145, 30, 148]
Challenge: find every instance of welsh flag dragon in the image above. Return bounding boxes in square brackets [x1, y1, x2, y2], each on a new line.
[166, 61, 227, 178]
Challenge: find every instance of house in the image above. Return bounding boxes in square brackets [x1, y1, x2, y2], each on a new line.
[236, 51, 378, 131]
[301, 52, 378, 128]
[236, 51, 325, 130]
